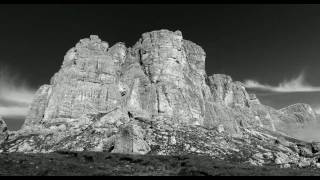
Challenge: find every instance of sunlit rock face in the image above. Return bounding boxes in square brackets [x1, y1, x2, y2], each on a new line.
[8, 30, 265, 153]
[17, 35, 132, 153]
[121, 30, 259, 133]
[23, 85, 52, 128]
[208, 74, 251, 107]
[203, 74, 277, 134]
[48, 36, 124, 120]
[122, 30, 211, 126]
[23, 35, 126, 130]
[3, 30, 320, 169]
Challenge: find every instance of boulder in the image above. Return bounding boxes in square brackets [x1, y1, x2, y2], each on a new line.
[311, 141, 320, 153]
[112, 122, 151, 155]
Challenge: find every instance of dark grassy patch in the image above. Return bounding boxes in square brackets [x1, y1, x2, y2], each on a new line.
[0, 152, 320, 176]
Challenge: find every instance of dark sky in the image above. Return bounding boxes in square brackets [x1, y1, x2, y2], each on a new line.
[1, 4, 320, 86]
[1, 4, 320, 130]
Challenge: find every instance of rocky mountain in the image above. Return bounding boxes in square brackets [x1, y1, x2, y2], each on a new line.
[277, 103, 320, 139]
[1, 29, 320, 169]
[280, 103, 318, 126]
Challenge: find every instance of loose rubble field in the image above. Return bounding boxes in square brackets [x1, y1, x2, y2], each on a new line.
[1, 151, 320, 176]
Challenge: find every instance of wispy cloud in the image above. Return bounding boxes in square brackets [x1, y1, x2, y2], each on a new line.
[0, 65, 36, 118]
[0, 107, 30, 117]
[314, 106, 320, 114]
[243, 72, 320, 93]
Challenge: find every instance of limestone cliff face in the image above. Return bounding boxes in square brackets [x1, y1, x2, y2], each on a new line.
[2, 29, 320, 168]
[22, 31, 211, 129]
[23, 35, 125, 128]
[19, 29, 260, 134]
[121, 30, 209, 125]
[3, 30, 262, 152]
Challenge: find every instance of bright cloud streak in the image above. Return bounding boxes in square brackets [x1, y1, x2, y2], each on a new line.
[0, 106, 30, 117]
[314, 107, 320, 114]
[243, 72, 320, 93]
[0, 65, 36, 118]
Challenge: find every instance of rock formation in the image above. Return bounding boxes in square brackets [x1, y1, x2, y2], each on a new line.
[0, 116, 8, 145]
[2, 29, 320, 168]
[277, 103, 320, 140]
[280, 103, 318, 125]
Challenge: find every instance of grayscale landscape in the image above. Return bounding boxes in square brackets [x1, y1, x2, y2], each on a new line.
[1, 4, 320, 176]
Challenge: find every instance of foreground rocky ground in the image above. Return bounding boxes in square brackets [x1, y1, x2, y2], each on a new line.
[1, 151, 320, 176]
